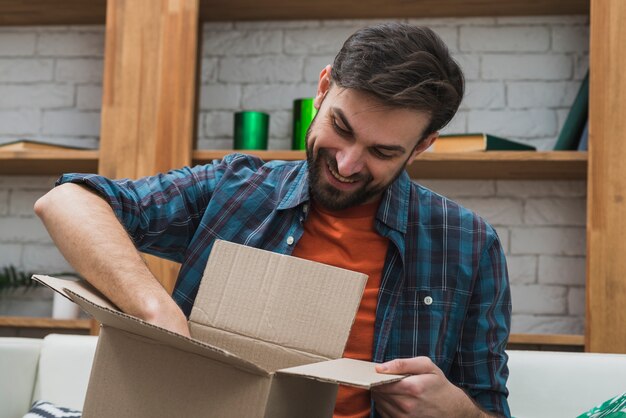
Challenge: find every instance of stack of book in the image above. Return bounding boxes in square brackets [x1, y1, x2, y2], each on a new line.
[430, 133, 535, 152]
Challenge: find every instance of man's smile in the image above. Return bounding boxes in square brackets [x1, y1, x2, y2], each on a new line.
[327, 159, 358, 184]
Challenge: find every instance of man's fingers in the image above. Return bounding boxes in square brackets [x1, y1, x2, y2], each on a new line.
[372, 391, 417, 417]
[375, 356, 438, 375]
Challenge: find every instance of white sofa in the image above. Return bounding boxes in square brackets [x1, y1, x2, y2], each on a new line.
[0, 334, 97, 418]
[1, 334, 625, 418]
[507, 349, 626, 417]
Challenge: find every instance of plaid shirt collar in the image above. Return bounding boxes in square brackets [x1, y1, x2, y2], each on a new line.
[277, 160, 411, 234]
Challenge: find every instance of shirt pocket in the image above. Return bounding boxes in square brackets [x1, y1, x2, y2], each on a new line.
[399, 288, 466, 371]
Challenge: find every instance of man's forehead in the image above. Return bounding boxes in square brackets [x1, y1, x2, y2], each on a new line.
[327, 87, 430, 143]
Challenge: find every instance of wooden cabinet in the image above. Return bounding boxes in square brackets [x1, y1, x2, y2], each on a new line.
[3, 0, 625, 353]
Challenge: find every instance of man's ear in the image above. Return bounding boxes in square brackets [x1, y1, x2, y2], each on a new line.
[314, 64, 332, 109]
[406, 132, 439, 166]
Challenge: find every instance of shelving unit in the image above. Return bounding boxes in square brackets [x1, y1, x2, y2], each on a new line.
[2, 0, 623, 353]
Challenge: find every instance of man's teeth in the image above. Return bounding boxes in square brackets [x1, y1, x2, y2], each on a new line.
[328, 162, 356, 183]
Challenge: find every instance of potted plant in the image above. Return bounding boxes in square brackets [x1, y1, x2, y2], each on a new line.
[0, 266, 81, 319]
[0, 266, 40, 294]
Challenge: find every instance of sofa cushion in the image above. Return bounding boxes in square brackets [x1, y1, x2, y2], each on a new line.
[33, 334, 98, 411]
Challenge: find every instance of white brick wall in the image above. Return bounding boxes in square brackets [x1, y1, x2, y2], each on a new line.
[0, 26, 103, 147]
[0, 176, 73, 316]
[0, 17, 590, 333]
[196, 17, 588, 151]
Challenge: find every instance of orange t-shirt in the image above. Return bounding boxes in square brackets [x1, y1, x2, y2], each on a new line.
[291, 200, 389, 418]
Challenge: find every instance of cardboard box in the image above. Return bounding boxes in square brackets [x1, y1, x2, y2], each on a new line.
[34, 240, 405, 417]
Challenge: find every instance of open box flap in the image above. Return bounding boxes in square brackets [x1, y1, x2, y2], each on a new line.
[276, 358, 407, 389]
[32, 274, 116, 310]
[32, 274, 267, 377]
[190, 240, 368, 360]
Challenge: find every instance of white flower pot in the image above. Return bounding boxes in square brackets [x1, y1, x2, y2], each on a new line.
[52, 292, 80, 319]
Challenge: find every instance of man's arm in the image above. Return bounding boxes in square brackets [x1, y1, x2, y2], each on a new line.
[34, 183, 190, 337]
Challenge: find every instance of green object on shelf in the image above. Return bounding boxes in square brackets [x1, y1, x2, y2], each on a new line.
[292, 98, 317, 150]
[554, 71, 589, 150]
[234, 111, 269, 150]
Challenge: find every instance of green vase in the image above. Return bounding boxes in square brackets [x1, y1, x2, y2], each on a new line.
[292, 98, 317, 150]
[234, 111, 269, 150]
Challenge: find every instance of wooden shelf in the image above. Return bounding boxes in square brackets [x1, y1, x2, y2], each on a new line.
[0, 0, 588, 26]
[0, 316, 91, 330]
[0, 149, 99, 175]
[0, 149, 585, 179]
[407, 151, 587, 179]
[193, 150, 587, 180]
[509, 333, 585, 347]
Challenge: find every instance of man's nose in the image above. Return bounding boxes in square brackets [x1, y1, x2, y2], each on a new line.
[335, 146, 365, 177]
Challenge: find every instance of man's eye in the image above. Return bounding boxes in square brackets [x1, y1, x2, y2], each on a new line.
[371, 148, 394, 160]
[332, 118, 350, 136]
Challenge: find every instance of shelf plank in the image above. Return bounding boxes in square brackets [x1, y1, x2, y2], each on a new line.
[408, 151, 587, 179]
[587, 0, 626, 354]
[193, 150, 587, 180]
[0, 316, 91, 330]
[0, 149, 586, 179]
[0, 150, 99, 176]
[0, 0, 588, 26]
[508, 333, 585, 347]
[98, 0, 199, 294]
[199, 0, 589, 22]
[194, 150, 304, 162]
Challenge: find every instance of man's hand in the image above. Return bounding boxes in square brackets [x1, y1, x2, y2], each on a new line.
[140, 295, 191, 338]
[372, 357, 490, 418]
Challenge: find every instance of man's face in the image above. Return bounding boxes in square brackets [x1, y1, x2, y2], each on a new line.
[306, 68, 437, 211]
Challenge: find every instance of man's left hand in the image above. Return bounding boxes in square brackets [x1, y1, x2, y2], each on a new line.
[372, 357, 488, 418]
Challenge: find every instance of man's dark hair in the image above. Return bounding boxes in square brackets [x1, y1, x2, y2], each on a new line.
[331, 23, 464, 140]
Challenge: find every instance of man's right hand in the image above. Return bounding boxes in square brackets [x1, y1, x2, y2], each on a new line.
[140, 295, 191, 338]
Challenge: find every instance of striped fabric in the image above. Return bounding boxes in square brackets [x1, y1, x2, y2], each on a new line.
[58, 153, 511, 417]
[24, 401, 81, 418]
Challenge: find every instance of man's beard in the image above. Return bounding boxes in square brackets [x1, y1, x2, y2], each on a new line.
[306, 131, 408, 211]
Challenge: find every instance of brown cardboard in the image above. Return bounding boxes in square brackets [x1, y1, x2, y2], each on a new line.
[277, 358, 407, 388]
[33, 240, 406, 417]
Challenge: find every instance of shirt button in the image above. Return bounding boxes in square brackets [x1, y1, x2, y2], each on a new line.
[423, 296, 433, 306]
[286, 236, 294, 245]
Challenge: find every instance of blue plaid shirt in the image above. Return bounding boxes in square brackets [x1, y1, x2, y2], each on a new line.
[58, 153, 511, 417]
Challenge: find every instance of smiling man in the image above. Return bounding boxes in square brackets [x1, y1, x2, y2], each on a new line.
[35, 23, 511, 418]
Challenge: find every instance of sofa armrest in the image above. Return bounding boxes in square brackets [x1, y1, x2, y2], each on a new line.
[0, 338, 42, 418]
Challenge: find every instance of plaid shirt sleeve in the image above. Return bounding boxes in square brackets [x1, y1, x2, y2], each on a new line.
[451, 228, 511, 417]
[56, 161, 228, 263]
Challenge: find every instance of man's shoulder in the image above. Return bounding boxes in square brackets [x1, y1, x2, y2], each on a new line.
[409, 181, 497, 236]
[205, 153, 307, 191]
[213, 153, 305, 177]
